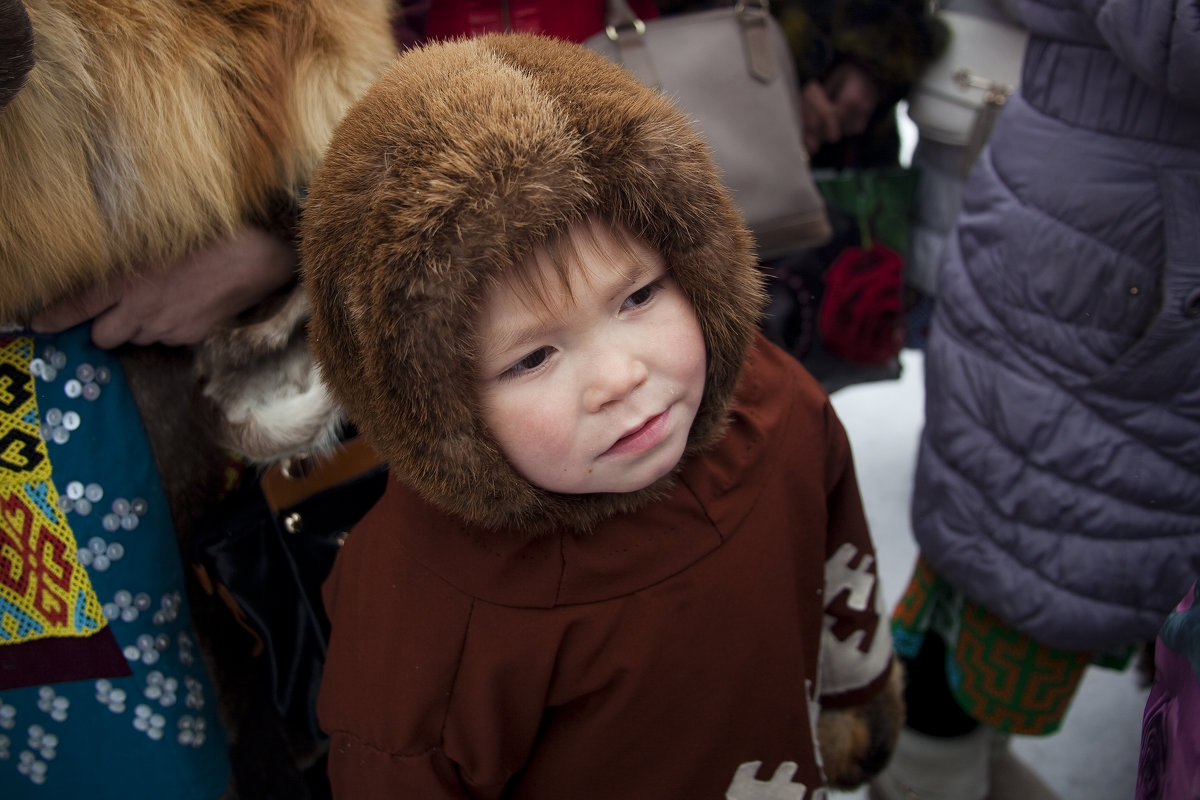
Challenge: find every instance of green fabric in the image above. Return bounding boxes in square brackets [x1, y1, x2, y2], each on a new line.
[892, 557, 1137, 736]
[816, 167, 918, 252]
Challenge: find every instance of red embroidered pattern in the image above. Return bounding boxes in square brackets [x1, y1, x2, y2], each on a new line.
[0, 337, 106, 644]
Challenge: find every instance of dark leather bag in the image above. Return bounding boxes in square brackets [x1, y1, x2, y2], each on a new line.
[192, 437, 387, 744]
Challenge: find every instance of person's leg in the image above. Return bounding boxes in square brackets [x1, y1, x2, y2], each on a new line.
[870, 634, 1061, 800]
[987, 733, 1060, 800]
[870, 634, 990, 800]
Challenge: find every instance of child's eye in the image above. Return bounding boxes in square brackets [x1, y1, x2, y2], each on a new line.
[622, 280, 662, 310]
[502, 346, 553, 379]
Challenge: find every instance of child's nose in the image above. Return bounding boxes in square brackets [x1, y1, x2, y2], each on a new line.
[583, 346, 648, 413]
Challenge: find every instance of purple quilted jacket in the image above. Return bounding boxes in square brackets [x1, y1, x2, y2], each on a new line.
[912, 0, 1200, 652]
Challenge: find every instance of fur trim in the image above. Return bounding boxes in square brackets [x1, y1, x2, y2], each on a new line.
[0, 0, 395, 462]
[0, 0, 34, 110]
[818, 659, 905, 789]
[197, 286, 344, 463]
[0, 0, 396, 319]
[302, 33, 766, 535]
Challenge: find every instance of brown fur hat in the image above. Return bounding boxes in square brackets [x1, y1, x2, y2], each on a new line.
[302, 33, 766, 535]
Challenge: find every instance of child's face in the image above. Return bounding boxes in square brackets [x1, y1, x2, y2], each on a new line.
[477, 219, 707, 495]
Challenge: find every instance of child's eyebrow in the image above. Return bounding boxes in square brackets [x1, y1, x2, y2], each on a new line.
[483, 317, 562, 365]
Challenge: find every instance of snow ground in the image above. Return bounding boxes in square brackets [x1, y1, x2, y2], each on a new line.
[828, 349, 1147, 800]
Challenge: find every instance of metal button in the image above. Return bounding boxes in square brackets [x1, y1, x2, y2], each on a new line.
[283, 512, 303, 534]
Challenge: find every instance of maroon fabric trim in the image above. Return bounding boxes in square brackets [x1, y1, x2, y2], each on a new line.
[0, 626, 131, 690]
[820, 654, 897, 710]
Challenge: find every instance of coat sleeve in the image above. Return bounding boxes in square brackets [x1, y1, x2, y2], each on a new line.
[816, 400, 894, 706]
[1077, 0, 1200, 108]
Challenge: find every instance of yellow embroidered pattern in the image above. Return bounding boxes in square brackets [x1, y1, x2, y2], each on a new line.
[0, 337, 107, 644]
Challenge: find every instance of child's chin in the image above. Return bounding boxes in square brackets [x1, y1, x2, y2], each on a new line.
[590, 456, 683, 495]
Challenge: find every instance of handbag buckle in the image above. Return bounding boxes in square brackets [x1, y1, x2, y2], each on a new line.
[734, 0, 771, 18]
[952, 68, 1015, 107]
[605, 18, 646, 41]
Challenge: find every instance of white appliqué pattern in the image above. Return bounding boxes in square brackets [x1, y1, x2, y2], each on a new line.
[820, 542, 891, 697]
[725, 761, 829, 800]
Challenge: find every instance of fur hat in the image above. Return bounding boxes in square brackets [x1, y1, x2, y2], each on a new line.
[301, 33, 766, 535]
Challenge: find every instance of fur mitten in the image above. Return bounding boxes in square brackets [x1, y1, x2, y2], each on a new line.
[819, 659, 906, 789]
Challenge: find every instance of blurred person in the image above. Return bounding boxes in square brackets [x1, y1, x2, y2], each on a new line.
[1136, 580, 1200, 800]
[0, 2, 395, 797]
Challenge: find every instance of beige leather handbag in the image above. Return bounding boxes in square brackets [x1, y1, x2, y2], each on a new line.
[586, 0, 831, 258]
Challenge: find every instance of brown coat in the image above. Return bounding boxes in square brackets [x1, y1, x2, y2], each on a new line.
[319, 335, 897, 798]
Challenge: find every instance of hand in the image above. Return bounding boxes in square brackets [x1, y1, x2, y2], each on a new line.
[801, 63, 883, 154]
[802, 80, 841, 155]
[32, 226, 299, 348]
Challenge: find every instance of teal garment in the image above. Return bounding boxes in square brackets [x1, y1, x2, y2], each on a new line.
[0, 325, 230, 799]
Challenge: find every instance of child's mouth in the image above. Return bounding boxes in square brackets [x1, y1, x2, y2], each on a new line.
[604, 410, 669, 457]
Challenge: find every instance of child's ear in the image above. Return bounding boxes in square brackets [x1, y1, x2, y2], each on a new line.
[816, 659, 905, 789]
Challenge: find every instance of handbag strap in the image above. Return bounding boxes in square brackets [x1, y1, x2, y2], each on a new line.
[956, 72, 1015, 176]
[600, 0, 778, 86]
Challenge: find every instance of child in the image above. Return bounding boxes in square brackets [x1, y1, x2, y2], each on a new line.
[300, 33, 901, 798]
